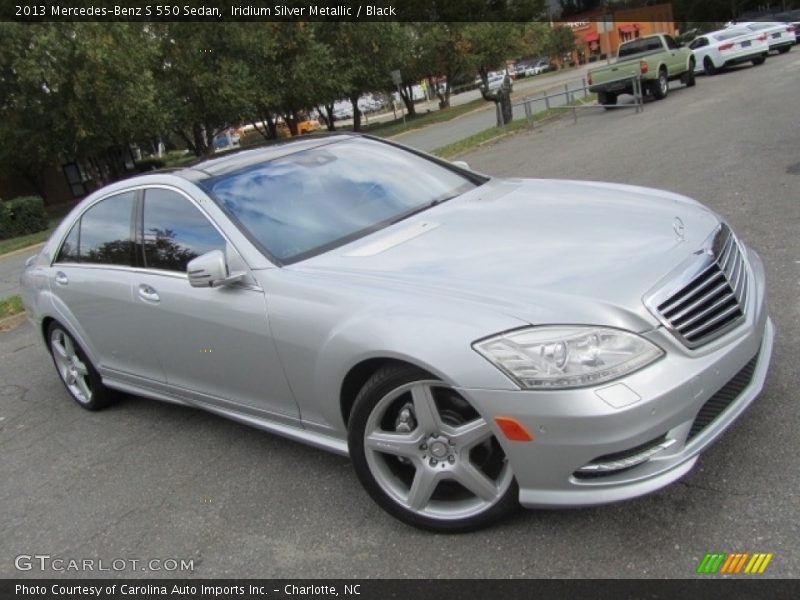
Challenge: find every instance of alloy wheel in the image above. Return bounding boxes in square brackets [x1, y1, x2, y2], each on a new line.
[50, 328, 93, 405]
[362, 380, 513, 521]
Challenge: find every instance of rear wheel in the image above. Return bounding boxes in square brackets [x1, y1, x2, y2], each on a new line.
[752, 56, 766, 66]
[598, 91, 617, 109]
[704, 56, 718, 75]
[47, 322, 117, 411]
[778, 45, 791, 54]
[348, 365, 518, 532]
[651, 69, 669, 100]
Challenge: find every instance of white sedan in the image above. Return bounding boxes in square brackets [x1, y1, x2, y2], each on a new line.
[728, 21, 795, 53]
[689, 28, 770, 75]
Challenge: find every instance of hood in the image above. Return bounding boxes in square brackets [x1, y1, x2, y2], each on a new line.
[294, 178, 721, 330]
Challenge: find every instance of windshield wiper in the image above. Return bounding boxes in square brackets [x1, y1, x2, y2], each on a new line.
[391, 195, 458, 225]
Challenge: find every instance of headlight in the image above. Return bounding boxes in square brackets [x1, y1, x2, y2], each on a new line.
[473, 326, 664, 389]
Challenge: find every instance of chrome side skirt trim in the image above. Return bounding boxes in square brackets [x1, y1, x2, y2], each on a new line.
[102, 374, 350, 457]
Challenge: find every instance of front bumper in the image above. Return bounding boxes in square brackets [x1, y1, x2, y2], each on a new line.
[456, 248, 773, 508]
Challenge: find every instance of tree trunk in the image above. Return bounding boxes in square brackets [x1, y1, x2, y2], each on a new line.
[435, 74, 452, 109]
[176, 129, 198, 156]
[317, 104, 336, 131]
[479, 74, 513, 126]
[191, 123, 207, 156]
[284, 110, 299, 137]
[204, 124, 216, 156]
[399, 84, 417, 118]
[350, 94, 362, 131]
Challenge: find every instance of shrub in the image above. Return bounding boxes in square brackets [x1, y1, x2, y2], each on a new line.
[135, 157, 166, 172]
[0, 195, 49, 240]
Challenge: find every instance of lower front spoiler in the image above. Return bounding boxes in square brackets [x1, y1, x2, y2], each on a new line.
[516, 317, 774, 509]
[519, 455, 697, 508]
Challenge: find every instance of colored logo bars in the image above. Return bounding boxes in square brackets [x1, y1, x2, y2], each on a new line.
[697, 552, 773, 574]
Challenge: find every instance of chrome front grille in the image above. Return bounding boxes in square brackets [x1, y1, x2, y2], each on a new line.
[645, 224, 748, 349]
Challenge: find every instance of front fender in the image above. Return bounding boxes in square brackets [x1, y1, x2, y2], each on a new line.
[261, 271, 526, 435]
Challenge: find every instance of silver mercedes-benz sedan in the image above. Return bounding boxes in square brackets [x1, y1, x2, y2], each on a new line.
[20, 134, 773, 531]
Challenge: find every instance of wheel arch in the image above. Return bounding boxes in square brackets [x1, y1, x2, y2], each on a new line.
[41, 315, 56, 345]
[340, 357, 437, 428]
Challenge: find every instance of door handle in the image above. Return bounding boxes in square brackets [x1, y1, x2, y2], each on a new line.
[54, 272, 68, 286]
[137, 283, 160, 303]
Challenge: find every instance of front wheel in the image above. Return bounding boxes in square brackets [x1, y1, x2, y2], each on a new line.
[47, 322, 117, 411]
[778, 45, 791, 54]
[348, 365, 518, 532]
[685, 62, 696, 87]
[752, 56, 766, 65]
[704, 56, 718, 75]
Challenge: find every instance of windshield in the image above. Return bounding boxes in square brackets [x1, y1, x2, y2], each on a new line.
[201, 137, 479, 263]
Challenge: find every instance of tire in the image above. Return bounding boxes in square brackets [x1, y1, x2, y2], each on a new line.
[347, 364, 518, 532]
[598, 91, 617, 109]
[651, 69, 669, 100]
[46, 322, 116, 411]
[778, 45, 791, 54]
[685, 61, 696, 87]
[752, 56, 766, 66]
[704, 56, 718, 76]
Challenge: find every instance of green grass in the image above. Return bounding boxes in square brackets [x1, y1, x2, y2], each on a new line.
[359, 97, 487, 138]
[432, 93, 597, 159]
[0, 217, 62, 257]
[0, 295, 24, 319]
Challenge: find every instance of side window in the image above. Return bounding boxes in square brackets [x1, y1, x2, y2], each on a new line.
[55, 221, 80, 263]
[142, 188, 226, 272]
[664, 36, 680, 50]
[78, 192, 136, 265]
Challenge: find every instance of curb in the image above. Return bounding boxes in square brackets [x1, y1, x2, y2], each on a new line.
[0, 242, 44, 261]
[389, 104, 493, 140]
[0, 311, 27, 333]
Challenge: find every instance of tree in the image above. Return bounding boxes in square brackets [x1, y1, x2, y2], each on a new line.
[154, 23, 255, 156]
[315, 23, 402, 131]
[546, 26, 578, 68]
[0, 23, 161, 198]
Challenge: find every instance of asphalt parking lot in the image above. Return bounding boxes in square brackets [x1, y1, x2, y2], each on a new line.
[1, 52, 798, 579]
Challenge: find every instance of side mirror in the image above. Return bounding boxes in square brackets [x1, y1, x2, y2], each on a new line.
[187, 250, 246, 288]
[452, 160, 470, 170]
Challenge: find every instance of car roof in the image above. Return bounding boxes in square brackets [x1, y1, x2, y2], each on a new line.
[174, 133, 355, 181]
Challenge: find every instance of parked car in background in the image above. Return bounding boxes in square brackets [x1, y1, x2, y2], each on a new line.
[728, 21, 795, 53]
[484, 72, 512, 92]
[588, 34, 695, 107]
[212, 129, 240, 152]
[755, 11, 800, 43]
[276, 114, 320, 138]
[689, 28, 770, 75]
[524, 64, 546, 76]
[21, 133, 774, 532]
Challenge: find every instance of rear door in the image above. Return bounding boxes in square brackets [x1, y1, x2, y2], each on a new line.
[49, 190, 166, 382]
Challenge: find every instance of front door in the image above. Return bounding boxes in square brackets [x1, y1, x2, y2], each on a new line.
[131, 187, 299, 420]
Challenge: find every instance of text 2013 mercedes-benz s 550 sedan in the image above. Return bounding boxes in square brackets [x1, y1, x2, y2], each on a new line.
[20, 134, 773, 531]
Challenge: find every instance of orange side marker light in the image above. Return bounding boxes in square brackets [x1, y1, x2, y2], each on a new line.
[495, 416, 534, 442]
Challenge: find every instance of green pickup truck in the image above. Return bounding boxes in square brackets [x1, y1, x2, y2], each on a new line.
[588, 33, 696, 106]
